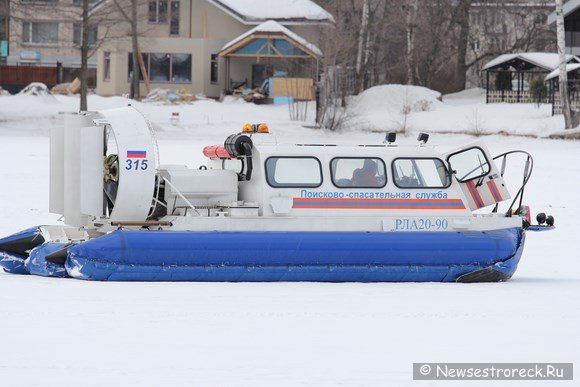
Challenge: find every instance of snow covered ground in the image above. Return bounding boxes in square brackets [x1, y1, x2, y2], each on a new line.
[348, 85, 564, 137]
[0, 89, 579, 386]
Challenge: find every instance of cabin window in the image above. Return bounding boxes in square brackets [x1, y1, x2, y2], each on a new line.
[330, 158, 387, 188]
[392, 158, 451, 188]
[265, 157, 322, 188]
[447, 147, 490, 182]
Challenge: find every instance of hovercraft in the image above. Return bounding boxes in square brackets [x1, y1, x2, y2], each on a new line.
[0, 107, 554, 282]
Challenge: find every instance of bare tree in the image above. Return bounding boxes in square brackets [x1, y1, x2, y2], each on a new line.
[355, 0, 369, 92]
[555, 0, 572, 128]
[112, 0, 141, 99]
[80, 0, 90, 111]
[453, 0, 471, 91]
[404, 0, 418, 85]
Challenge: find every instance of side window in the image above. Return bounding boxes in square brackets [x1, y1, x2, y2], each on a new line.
[447, 147, 490, 182]
[265, 157, 322, 188]
[331, 158, 386, 188]
[392, 158, 450, 188]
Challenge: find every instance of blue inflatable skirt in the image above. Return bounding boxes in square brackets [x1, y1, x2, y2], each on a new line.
[63, 228, 526, 282]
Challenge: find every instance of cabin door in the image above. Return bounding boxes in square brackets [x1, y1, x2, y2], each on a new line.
[445, 141, 511, 211]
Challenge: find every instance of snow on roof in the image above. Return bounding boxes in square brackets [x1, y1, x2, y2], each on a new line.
[548, 0, 579, 24]
[220, 20, 323, 57]
[208, 0, 334, 25]
[545, 63, 580, 80]
[482, 53, 580, 71]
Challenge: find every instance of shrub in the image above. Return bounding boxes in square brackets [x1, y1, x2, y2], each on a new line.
[529, 77, 548, 107]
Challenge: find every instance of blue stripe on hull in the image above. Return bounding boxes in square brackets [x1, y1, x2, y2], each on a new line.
[65, 228, 525, 282]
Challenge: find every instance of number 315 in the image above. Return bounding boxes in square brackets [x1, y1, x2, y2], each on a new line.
[126, 159, 148, 170]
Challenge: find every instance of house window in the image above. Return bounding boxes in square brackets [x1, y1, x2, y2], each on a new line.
[103, 51, 111, 80]
[128, 52, 191, 83]
[150, 53, 170, 82]
[171, 54, 191, 82]
[128, 53, 148, 81]
[0, 18, 5, 41]
[72, 0, 99, 5]
[170, 1, 180, 35]
[210, 54, 219, 84]
[149, 1, 168, 23]
[73, 24, 98, 46]
[22, 22, 58, 45]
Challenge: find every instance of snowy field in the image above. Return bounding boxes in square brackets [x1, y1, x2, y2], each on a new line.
[0, 89, 579, 386]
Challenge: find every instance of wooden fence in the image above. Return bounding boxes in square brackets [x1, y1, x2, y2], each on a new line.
[0, 65, 96, 93]
[487, 90, 532, 103]
[0, 65, 58, 88]
[552, 93, 580, 115]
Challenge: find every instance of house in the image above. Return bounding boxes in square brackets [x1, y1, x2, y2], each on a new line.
[0, 0, 100, 92]
[0, 0, 99, 90]
[93, 0, 333, 98]
[548, 0, 580, 54]
[466, 0, 555, 88]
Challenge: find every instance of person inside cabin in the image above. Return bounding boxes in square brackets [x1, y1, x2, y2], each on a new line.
[352, 159, 380, 187]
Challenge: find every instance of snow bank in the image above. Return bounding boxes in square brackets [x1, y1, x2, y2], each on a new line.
[346, 85, 442, 132]
[18, 82, 51, 96]
[351, 84, 442, 116]
[345, 84, 562, 137]
[442, 88, 486, 105]
[0, 83, 570, 138]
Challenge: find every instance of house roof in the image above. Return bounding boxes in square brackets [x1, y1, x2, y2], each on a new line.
[545, 63, 580, 80]
[482, 52, 580, 71]
[90, 0, 334, 24]
[208, 0, 334, 25]
[548, 0, 579, 24]
[220, 20, 323, 58]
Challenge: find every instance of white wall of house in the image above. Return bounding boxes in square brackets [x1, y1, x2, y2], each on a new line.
[6, 0, 97, 68]
[95, 0, 327, 98]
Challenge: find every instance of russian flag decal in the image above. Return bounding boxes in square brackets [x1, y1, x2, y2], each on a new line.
[127, 150, 147, 159]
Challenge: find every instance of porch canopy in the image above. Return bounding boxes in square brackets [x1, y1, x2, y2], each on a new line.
[219, 20, 322, 97]
[482, 52, 580, 103]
